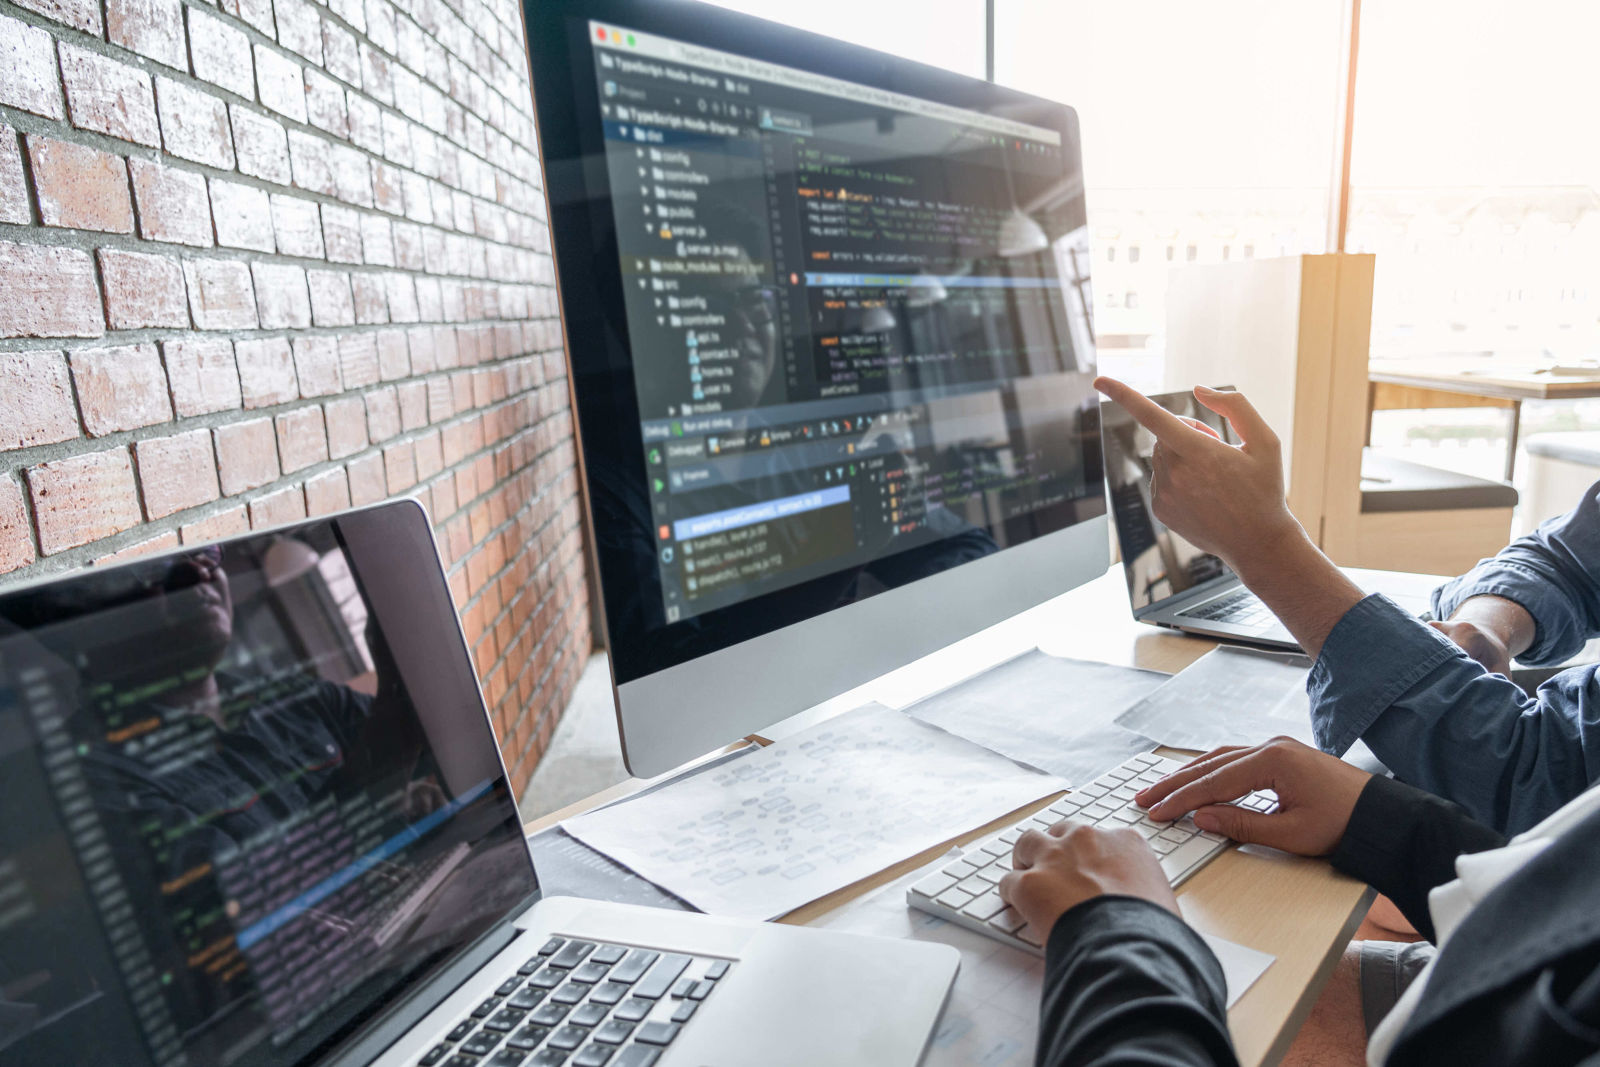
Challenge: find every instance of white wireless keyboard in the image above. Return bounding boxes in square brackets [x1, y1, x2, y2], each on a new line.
[906, 752, 1278, 954]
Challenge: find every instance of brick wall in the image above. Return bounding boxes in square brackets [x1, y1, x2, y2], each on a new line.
[0, 0, 590, 794]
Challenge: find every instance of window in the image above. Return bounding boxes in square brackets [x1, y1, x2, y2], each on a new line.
[996, 0, 1344, 387]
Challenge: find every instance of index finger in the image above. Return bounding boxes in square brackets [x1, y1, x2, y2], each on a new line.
[1095, 376, 1205, 454]
[1134, 746, 1249, 807]
[1148, 751, 1273, 821]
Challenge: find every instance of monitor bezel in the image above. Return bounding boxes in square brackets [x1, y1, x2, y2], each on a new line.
[524, 0, 1108, 775]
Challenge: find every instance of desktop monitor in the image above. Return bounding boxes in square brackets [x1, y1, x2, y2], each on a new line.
[525, 0, 1108, 776]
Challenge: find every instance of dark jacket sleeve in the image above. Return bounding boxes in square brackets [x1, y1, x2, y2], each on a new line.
[1037, 896, 1238, 1067]
[1327, 774, 1507, 942]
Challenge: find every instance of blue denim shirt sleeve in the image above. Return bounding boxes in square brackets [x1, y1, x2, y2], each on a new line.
[1309, 593, 1600, 835]
[1430, 479, 1600, 665]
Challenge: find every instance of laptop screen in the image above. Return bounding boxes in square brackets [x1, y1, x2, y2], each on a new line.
[1101, 390, 1235, 611]
[0, 504, 537, 1066]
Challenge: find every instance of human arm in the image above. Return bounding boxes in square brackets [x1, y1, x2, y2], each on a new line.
[1431, 484, 1600, 667]
[999, 826, 1238, 1067]
[1136, 738, 1506, 942]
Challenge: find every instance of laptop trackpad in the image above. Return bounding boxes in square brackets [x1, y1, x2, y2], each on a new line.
[671, 925, 957, 1067]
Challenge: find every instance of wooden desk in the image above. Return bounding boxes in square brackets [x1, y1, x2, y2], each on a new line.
[526, 568, 1373, 1067]
[1368, 358, 1600, 480]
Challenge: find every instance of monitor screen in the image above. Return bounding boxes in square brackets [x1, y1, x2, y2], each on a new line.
[0, 507, 537, 1067]
[534, 1, 1105, 687]
[1101, 391, 1235, 610]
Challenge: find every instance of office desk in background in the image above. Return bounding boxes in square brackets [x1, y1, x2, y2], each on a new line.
[1368, 357, 1600, 481]
[526, 567, 1374, 1067]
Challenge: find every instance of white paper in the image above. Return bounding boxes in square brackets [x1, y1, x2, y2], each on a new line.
[811, 854, 1275, 1066]
[561, 705, 1064, 921]
[905, 649, 1166, 786]
[1115, 645, 1315, 750]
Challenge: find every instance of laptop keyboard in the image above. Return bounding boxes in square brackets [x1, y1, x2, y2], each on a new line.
[906, 753, 1277, 953]
[417, 937, 733, 1066]
[1176, 588, 1274, 627]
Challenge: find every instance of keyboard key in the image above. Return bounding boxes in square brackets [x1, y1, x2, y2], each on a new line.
[633, 954, 692, 999]
[474, 998, 503, 1018]
[1150, 837, 1178, 855]
[934, 886, 973, 909]
[486, 1009, 526, 1032]
[593, 1019, 636, 1044]
[529, 1051, 569, 1066]
[974, 864, 1004, 884]
[962, 891, 1007, 921]
[462, 1031, 503, 1056]
[999, 828, 1022, 844]
[988, 907, 1027, 934]
[1017, 924, 1045, 948]
[548, 1026, 588, 1051]
[445, 1056, 479, 1067]
[670, 1000, 698, 1023]
[910, 872, 957, 899]
[509, 988, 547, 1011]
[1157, 828, 1193, 845]
[612, 998, 652, 1022]
[570, 961, 611, 984]
[573, 1047, 614, 1067]
[539, 938, 566, 956]
[670, 978, 696, 999]
[530, 968, 566, 989]
[1132, 823, 1161, 840]
[1109, 808, 1141, 824]
[519, 958, 546, 976]
[687, 980, 714, 1000]
[613, 1047, 661, 1067]
[704, 960, 730, 980]
[507, 1026, 551, 1051]
[940, 859, 977, 879]
[498, 977, 526, 997]
[530, 1002, 570, 1027]
[549, 941, 597, 969]
[1075, 782, 1108, 798]
[571, 1002, 609, 1027]
[551, 983, 589, 1005]
[589, 982, 628, 1005]
[608, 951, 658, 985]
[1160, 836, 1222, 880]
[489, 1052, 528, 1067]
[954, 874, 989, 895]
[979, 838, 1009, 856]
[634, 1022, 681, 1046]
[420, 1045, 449, 1066]
[591, 945, 628, 965]
[447, 1021, 475, 1042]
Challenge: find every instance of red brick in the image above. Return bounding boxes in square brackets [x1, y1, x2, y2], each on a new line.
[251, 263, 312, 329]
[376, 328, 409, 381]
[129, 159, 213, 247]
[134, 428, 220, 519]
[322, 204, 363, 263]
[157, 77, 236, 170]
[28, 137, 133, 234]
[288, 130, 334, 195]
[413, 427, 442, 477]
[365, 386, 400, 442]
[180, 503, 249, 544]
[210, 179, 276, 252]
[188, 8, 255, 99]
[360, 213, 394, 265]
[305, 69, 348, 138]
[214, 417, 280, 494]
[397, 380, 428, 432]
[162, 338, 240, 416]
[98, 248, 189, 330]
[235, 337, 298, 408]
[0, 351, 78, 449]
[14, 0, 101, 34]
[183, 258, 258, 330]
[0, 14, 65, 119]
[383, 273, 419, 323]
[270, 194, 325, 259]
[347, 95, 382, 154]
[351, 273, 388, 323]
[255, 45, 308, 125]
[360, 43, 393, 106]
[0, 241, 103, 338]
[287, 336, 339, 399]
[275, 406, 328, 472]
[338, 332, 378, 387]
[274, 0, 322, 65]
[0, 127, 25, 225]
[26, 448, 142, 555]
[248, 485, 306, 529]
[304, 467, 350, 516]
[70, 343, 172, 436]
[58, 44, 160, 149]
[384, 440, 416, 493]
[0, 477, 34, 574]
[324, 395, 367, 458]
[231, 106, 292, 185]
[346, 452, 386, 506]
[393, 221, 424, 270]
[307, 269, 355, 325]
[108, 0, 186, 70]
[94, 530, 181, 564]
[323, 22, 360, 85]
[219, 0, 273, 37]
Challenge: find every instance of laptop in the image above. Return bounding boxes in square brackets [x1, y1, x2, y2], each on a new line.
[1102, 390, 1440, 650]
[0, 501, 956, 1067]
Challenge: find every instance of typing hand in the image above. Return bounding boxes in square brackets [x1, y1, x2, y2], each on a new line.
[1094, 377, 1304, 571]
[1133, 738, 1371, 857]
[998, 822, 1178, 938]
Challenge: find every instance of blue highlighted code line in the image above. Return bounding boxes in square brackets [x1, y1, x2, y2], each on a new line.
[673, 485, 851, 541]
